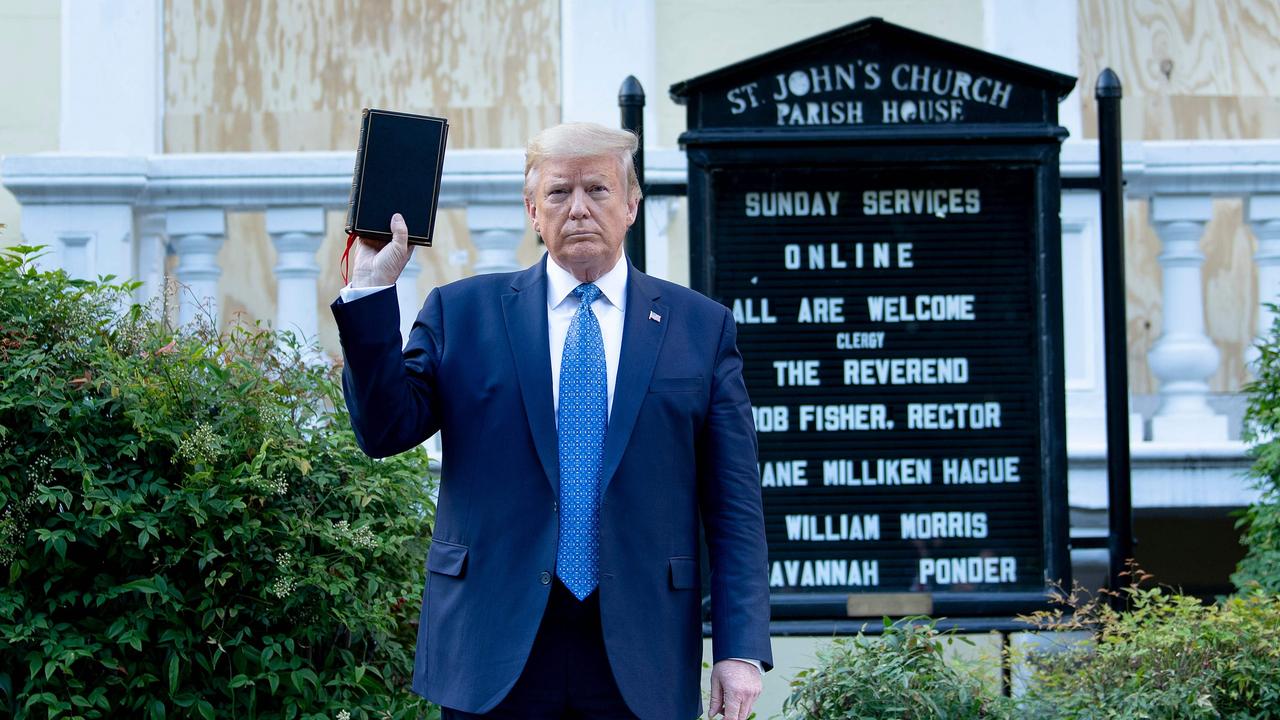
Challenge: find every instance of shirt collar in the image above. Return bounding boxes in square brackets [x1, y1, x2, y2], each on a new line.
[546, 252, 628, 313]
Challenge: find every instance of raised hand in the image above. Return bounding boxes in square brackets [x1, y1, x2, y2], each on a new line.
[350, 212, 414, 288]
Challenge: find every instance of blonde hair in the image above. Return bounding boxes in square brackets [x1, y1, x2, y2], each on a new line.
[524, 122, 642, 201]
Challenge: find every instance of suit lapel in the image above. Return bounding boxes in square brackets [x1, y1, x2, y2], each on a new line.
[599, 265, 668, 497]
[502, 257, 560, 498]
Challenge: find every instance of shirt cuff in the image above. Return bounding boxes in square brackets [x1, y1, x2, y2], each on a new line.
[339, 283, 393, 303]
[727, 657, 765, 674]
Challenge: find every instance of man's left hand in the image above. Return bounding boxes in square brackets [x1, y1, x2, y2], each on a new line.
[708, 659, 762, 720]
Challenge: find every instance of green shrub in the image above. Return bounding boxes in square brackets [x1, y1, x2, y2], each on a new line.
[0, 246, 437, 719]
[1014, 580, 1280, 719]
[782, 580, 1280, 719]
[1235, 305, 1280, 594]
[782, 617, 1008, 719]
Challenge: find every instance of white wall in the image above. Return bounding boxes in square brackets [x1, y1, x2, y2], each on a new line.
[0, 0, 61, 246]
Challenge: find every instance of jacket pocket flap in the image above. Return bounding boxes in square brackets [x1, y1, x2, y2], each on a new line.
[669, 556, 698, 589]
[427, 539, 468, 577]
[650, 377, 703, 393]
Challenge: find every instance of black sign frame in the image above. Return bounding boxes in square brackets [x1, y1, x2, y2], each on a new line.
[674, 18, 1075, 621]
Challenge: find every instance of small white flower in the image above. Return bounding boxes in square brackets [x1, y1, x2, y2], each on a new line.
[177, 423, 220, 465]
[271, 576, 296, 599]
[352, 526, 377, 550]
[336, 710, 351, 720]
[24, 454, 53, 484]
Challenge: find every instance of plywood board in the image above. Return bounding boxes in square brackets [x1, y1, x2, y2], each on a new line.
[164, 0, 561, 152]
[1078, 0, 1280, 139]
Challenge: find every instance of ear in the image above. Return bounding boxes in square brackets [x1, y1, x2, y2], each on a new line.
[524, 194, 539, 231]
[625, 192, 640, 227]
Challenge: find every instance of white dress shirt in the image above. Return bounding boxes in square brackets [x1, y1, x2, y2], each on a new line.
[545, 253, 626, 420]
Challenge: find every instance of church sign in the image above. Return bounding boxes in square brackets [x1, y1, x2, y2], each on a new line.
[671, 18, 1076, 618]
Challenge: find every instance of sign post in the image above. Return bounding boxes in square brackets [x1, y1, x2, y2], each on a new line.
[672, 18, 1076, 621]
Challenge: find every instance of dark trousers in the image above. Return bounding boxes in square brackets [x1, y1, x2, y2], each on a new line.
[441, 578, 639, 719]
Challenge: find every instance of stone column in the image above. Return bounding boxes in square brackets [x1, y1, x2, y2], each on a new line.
[167, 208, 226, 329]
[467, 203, 526, 274]
[1147, 195, 1227, 442]
[266, 207, 325, 352]
[1248, 194, 1280, 368]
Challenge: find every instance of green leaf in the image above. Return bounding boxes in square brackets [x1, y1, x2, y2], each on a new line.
[167, 654, 179, 694]
[120, 578, 158, 595]
[24, 692, 58, 710]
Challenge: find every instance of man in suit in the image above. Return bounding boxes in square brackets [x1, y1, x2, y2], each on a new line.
[332, 122, 772, 719]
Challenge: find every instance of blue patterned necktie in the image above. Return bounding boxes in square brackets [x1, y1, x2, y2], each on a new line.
[556, 282, 607, 600]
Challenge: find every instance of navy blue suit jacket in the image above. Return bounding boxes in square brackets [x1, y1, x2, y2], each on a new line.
[331, 256, 772, 719]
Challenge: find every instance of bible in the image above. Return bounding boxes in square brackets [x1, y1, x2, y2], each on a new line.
[345, 108, 450, 247]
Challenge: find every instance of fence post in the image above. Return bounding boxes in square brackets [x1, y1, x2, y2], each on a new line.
[1097, 67, 1134, 608]
[619, 75, 646, 272]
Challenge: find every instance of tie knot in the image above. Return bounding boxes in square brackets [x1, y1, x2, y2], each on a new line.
[573, 283, 602, 307]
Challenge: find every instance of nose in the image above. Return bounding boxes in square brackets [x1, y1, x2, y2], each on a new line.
[568, 187, 590, 219]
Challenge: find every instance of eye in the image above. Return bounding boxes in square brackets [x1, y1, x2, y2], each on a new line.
[590, 185, 609, 194]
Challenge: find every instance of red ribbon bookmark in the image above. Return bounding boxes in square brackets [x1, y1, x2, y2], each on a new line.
[340, 231, 358, 285]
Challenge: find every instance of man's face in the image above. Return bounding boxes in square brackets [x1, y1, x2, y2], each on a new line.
[525, 154, 638, 281]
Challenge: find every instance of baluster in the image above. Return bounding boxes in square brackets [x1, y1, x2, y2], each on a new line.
[266, 207, 325, 357]
[167, 208, 226, 329]
[1147, 195, 1227, 442]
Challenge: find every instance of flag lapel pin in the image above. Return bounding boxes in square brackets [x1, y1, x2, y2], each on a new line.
[649, 310, 662, 323]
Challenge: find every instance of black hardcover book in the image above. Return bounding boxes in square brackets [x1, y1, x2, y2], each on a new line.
[345, 108, 449, 247]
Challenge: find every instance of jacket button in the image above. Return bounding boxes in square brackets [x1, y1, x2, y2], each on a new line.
[539, 571, 551, 585]
[552, 501, 558, 514]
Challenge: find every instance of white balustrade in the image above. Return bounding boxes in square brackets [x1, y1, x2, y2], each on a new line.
[167, 208, 226, 329]
[1146, 195, 1227, 443]
[5, 140, 1280, 472]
